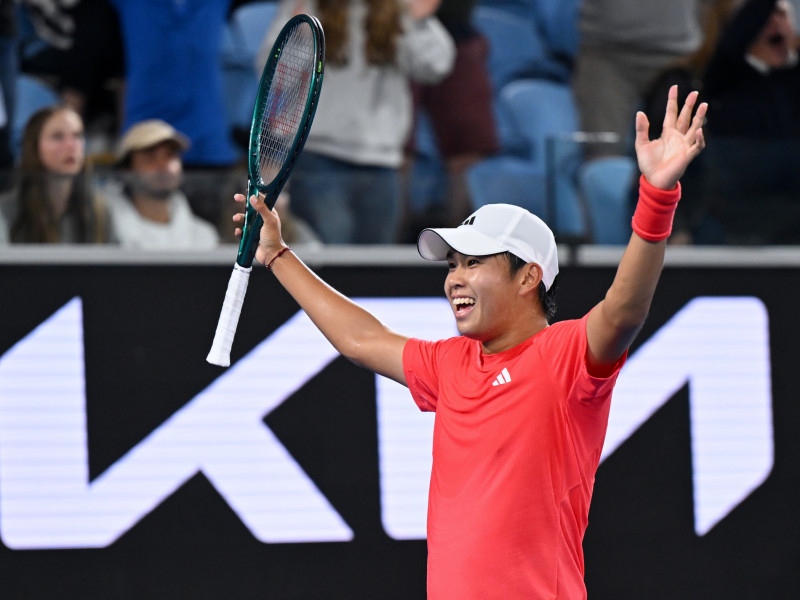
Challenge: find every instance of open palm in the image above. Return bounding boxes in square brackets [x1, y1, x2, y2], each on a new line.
[635, 85, 707, 191]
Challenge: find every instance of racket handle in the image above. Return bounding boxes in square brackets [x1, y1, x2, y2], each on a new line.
[206, 263, 252, 367]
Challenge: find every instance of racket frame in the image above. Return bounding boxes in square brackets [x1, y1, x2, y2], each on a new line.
[207, 14, 325, 367]
[237, 13, 326, 269]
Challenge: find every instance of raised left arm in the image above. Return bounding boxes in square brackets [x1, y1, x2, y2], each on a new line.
[586, 86, 707, 372]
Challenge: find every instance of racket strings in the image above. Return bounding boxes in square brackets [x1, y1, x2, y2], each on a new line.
[256, 23, 316, 185]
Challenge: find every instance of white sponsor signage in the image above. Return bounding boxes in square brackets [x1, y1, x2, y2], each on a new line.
[0, 297, 773, 548]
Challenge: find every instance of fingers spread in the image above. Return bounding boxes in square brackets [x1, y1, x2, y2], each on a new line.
[689, 102, 708, 134]
[676, 90, 699, 132]
[692, 128, 706, 153]
[662, 85, 679, 131]
[634, 111, 650, 148]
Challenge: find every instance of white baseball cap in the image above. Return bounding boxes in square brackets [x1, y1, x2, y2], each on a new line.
[417, 203, 559, 291]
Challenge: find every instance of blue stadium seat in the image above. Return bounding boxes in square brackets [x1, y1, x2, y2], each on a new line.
[499, 78, 578, 166]
[13, 74, 60, 157]
[231, 1, 279, 58]
[473, 3, 573, 84]
[466, 156, 548, 218]
[530, 0, 580, 65]
[578, 156, 638, 244]
[471, 6, 547, 94]
[492, 79, 585, 237]
[220, 1, 278, 145]
[471, 6, 549, 154]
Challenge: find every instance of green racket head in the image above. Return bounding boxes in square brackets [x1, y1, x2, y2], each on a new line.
[237, 14, 325, 267]
[250, 13, 324, 202]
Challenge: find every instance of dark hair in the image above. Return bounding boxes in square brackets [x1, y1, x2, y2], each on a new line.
[504, 252, 558, 322]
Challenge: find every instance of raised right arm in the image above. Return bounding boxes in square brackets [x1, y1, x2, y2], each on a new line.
[235, 193, 410, 385]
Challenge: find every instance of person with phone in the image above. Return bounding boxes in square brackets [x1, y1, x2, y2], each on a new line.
[231, 86, 706, 599]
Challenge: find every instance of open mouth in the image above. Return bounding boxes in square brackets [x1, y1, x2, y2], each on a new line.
[767, 33, 786, 47]
[453, 297, 475, 316]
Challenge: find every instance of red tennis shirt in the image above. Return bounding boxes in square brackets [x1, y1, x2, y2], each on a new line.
[403, 314, 625, 599]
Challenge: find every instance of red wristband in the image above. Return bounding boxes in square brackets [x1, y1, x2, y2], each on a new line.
[631, 175, 681, 242]
[266, 247, 291, 269]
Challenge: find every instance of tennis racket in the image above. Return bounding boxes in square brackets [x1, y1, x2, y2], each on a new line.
[207, 14, 325, 367]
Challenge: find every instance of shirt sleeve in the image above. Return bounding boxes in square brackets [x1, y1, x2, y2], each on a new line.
[396, 15, 456, 84]
[541, 314, 627, 405]
[402, 337, 442, 412]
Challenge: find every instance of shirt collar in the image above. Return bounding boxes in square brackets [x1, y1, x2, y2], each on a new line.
[745, 49, 799, 74]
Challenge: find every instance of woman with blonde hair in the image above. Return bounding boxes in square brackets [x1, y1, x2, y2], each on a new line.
[1, 105, 108, 244]
[256, 0, 455, 244]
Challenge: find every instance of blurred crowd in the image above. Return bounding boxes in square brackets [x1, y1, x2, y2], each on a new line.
[0, 0, 798, 248]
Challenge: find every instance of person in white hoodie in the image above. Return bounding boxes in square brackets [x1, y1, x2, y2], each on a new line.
[105, 120, 219, 249]
[256, 0, 455, 244]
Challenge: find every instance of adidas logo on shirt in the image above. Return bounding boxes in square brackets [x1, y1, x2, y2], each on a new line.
[492, 368, 512, 387]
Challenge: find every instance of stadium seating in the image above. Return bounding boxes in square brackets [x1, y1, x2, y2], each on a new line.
[412, 4, 636, 243]
[468, 79, 585, 238]
[577, 156, 638, 244]
[13, 74, 60, 155]
[220, 1, 279, 150]
[471, 6, 547, 94]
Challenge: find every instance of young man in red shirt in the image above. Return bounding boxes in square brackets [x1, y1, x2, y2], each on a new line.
[233, 86, 706, 598]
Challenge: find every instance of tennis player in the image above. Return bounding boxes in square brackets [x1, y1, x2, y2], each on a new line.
[233, 85, 706, 599]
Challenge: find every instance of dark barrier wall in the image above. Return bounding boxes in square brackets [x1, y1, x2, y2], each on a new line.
[0, 251, 798, 599]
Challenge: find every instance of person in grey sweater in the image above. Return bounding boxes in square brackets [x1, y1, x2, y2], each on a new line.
[256, 0, 455, 244]
[573, 0, 712, 156]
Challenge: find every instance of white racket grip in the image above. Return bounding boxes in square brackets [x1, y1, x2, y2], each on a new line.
[206, 263, 252, 367]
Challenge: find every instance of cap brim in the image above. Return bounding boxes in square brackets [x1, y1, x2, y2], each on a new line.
[417, 227, 506, 261]
[115, 132, 191, 164]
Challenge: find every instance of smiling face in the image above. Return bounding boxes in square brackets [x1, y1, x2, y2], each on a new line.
[445, 251, 547, 354]
[37, 109, 85, 176]
[748, 0, 797, 68]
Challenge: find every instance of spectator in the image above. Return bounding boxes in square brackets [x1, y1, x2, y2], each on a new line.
[17, 1, 125, 161]
[622, 0, 737, 244]
[689, 0, 800, 243]
[573, 0, 711, 156]
[640, 0, 738, 139]
[103, 119, 220, 249]
[0, 105, 108, 244]
[703, 0, 800, 137]
[257, 0, 455, 244]
[108, 0, 236, 169]
[58, 0, 125, 157]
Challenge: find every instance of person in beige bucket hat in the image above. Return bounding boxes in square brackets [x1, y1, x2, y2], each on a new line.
[103, 119, 218, 249]
[115, 120, 191, 166]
